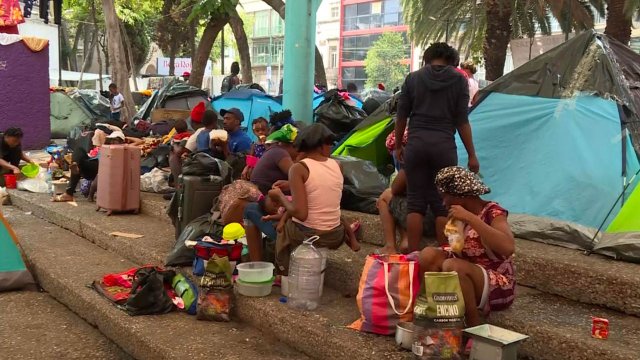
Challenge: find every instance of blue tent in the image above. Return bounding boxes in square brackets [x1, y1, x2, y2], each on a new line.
[212, 89, 282, 140]
[457, 31, 640, 262]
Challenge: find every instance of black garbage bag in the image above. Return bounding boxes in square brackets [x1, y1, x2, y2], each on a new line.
[314, 90, 367, 140]
[165, 214, 221, 266]
[141, 144, 171, 173]
[361, 89, 392, 115]
[334, 156, 388, 214]
[182, 152, 231, 179]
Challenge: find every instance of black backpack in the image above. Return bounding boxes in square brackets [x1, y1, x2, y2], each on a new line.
[125, 267, 176, 316]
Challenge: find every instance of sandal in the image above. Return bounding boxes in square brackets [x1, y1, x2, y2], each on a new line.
[52, 194, 73, 202]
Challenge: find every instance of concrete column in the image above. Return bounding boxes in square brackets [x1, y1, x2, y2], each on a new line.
[282, 0, 321, 123]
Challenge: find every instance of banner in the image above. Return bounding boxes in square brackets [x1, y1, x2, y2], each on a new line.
[157, 57, 212, 76]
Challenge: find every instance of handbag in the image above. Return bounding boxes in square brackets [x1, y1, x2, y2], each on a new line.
[125, 267, 176, 316]
[348, 252, 420, 335]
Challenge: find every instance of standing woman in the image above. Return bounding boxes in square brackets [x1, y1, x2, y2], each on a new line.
[395, 42, 479, 252]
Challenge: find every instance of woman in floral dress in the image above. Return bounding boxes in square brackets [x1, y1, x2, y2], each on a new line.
[418, 166, 516, 327]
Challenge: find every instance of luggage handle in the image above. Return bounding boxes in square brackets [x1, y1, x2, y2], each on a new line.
[383, 261, 415, 316]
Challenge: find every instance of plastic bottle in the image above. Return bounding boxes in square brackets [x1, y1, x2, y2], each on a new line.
[288, 236, 324, 311]
[45, 168, 53, 195]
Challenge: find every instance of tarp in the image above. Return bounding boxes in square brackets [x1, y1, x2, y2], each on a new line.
[135, 79, 209, 121]
[212, 89, 283, 141]
[49, 70, 110, 82]
[69, 89, 111, 120]
[0, 211, 35, 291]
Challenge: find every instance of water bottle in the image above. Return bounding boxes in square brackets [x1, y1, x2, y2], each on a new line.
[45, 168, 53, 195]
[288, 236, 324, 311]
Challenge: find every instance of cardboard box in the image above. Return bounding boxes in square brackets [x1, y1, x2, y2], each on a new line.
[150, 109, 190, 123]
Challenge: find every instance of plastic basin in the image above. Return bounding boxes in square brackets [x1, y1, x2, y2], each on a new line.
[236, 277, 275, 297]
[21, 163, 40, 178]
[236, 262, 275, 283]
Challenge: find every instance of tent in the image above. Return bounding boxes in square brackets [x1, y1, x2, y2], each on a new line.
[0, 211, 35, 291]
[461, 30, 640, 262]
[50, 91, 98, 139]
[212, 89, 283, 141]
[135, 79, 209, 121]
[333, 93, 399, 171]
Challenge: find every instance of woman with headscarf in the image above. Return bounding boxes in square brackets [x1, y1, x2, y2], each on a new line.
[395, 42, 479, 252]
[419, 166, 515, 328]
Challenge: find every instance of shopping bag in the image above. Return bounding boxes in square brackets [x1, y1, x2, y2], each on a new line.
[348, 252, 420, 335]
[412, 272, 465, 359]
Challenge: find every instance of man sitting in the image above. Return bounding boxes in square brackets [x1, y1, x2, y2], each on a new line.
[0, 128, 34, 185]
[220, 108, 252, 154]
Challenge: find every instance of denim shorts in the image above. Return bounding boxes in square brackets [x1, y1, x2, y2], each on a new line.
[243, 202, 277, 240]
[111, 112, 121, 122]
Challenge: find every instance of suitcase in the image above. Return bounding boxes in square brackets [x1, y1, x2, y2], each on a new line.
[96, 145, 141, 215]
[175, 175, 224, 238]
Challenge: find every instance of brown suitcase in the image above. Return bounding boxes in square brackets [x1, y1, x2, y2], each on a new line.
[96, 145, 141, 215]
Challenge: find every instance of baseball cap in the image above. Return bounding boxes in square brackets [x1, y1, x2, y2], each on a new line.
[220, 108, 245, 122]
[106, 131, 125, 141]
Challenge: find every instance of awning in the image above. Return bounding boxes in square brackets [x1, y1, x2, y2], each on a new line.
[49, 69, 111, 82]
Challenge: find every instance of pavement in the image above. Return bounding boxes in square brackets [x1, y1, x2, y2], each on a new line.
[0, 291, 130, 360]
[6, 190, 640, 360]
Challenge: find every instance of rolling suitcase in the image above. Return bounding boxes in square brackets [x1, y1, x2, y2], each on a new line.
[175, 175, 224, 238]
[96, 145, 141, 215]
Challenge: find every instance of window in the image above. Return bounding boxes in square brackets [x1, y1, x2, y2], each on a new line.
[343, 1, 403, 30]
[251, 40, 284, 65]
[341, 66, 366, 91]
[341, 32, 411, 62]
[329, 46, 338, 68]
[254, 11, 270, 37]
[271, 11, 284, 35]
[331, 5, 339, 19]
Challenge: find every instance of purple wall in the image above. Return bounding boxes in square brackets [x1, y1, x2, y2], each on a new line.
[0, 41, 50, 149]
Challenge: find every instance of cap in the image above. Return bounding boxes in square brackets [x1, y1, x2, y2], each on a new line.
[106, 131, 125, 141]
[182, 71, 190, 77]
[220, 108, 245, 122]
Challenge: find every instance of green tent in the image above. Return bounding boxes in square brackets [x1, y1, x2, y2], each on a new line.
[50, 91, 95, 139]
[0, 211, 35, 291]
[333, 93, 399, 170]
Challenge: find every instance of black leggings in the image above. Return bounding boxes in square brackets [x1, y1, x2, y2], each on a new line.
[66, 148, 99, 196]
[403, 133, 458, 218]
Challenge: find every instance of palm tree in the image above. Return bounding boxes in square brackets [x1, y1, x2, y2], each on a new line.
[604, 0, 639, 45]
[402, 0, 602, 80]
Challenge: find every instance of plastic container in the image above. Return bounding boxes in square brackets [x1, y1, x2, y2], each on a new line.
[236, 262, 275, 283]
[396, 322, 414, 350]
[288, 236, 324, 311]
[21, 163, 40, 178]
[4, 174, 17, 189]
[236, 276, 275, 297]
[52, 180, 68, 195]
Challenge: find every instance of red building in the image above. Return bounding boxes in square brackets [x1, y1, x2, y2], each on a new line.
[339, 0, 412, 91]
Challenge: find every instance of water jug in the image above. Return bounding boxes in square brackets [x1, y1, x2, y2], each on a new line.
[288, 236, 324, 310]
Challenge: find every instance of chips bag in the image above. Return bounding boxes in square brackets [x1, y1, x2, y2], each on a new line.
[444, 219, 465, 254]
[412, 272, 465, 360]
[197, 256, 233, 321]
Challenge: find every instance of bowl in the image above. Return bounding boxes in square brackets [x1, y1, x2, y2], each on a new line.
[395, 322, 414, 351]
[21, 163, 40, 178]
[236, 261, 275, 283]
[236, 277, 274, 297]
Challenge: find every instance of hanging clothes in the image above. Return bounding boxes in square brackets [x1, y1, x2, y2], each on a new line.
[0, 0, 25, 27]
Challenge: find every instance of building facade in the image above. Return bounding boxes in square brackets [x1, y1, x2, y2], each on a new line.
[338, 0, 412, 92]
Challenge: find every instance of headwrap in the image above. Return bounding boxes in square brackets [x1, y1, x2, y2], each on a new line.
[266, 124, 297, 144]
[435, 166, 490, 197]
[294, 123, 336, 152]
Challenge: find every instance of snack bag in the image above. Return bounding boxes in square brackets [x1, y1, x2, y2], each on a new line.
[591, 317, 609, 339]
[412, 272, 465, 360]
[444, 219, 465, 254]
[197, 255, 233, 321]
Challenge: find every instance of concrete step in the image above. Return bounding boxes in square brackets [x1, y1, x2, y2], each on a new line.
[0, 291, 131, 360]
[11, 190, 640, 360]
[4, 206, 306, 360]
[9, 192, 408, 360]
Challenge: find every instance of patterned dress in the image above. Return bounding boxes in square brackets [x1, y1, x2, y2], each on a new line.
[450, 202, 516, 311]
[0, 0, 24, 27]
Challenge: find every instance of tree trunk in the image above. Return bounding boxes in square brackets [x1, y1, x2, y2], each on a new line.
[483, 0, 513, 81]
[169, 42, 177, 76]
[263, 0, 327, 86]
[69, 23, 82, 72]
[229, 9, 253, 83]
[102, 0, 135, 123]
[120, 21, 139, 91]
[190, 14, 229, 88]
[604, 0, 632, 45]
[91, 0, 103, 91]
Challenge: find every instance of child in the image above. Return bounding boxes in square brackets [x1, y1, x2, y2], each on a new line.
[108, 83, 125, 123]
[241, 117, 269, 180]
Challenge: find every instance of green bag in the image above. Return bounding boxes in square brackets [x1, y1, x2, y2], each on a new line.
[412, 272, 465, 360]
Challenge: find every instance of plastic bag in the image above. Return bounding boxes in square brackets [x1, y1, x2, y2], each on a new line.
[17, 168, 50, 193]
[140, 168, 172, 194]
[197, 256, 233, 321]
[314, 90, 367, 140]
[334, 156, 388, 214]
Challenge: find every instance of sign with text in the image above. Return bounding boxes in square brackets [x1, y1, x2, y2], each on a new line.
[157, 57, 212, 76]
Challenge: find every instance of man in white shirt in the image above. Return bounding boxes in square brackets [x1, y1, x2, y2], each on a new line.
[109, 83, 125, 123]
